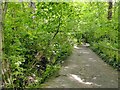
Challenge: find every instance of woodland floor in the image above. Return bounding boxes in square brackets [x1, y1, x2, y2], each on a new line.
[41, 45, 118, 88]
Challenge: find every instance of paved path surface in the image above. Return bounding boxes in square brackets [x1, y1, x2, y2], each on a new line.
[41, 45, 118, 88]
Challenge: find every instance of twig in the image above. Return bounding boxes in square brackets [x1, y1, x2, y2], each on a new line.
[43, 9, 62, 54]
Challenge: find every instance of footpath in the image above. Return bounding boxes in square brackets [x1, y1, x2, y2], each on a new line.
[41, 45, 118, 88]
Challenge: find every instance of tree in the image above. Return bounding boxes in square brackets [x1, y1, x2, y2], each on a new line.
[0, 2, 2, 87]
[108, 0, 113, 20]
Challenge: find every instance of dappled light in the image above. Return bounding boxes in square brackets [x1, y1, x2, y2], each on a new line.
[1, 1, 119, 89]
[69, 74, 102, 87]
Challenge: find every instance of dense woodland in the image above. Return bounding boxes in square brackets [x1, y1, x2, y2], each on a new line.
[0, 1, 119, 88]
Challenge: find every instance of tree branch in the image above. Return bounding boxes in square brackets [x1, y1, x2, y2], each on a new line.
[43, 10, 62, 54]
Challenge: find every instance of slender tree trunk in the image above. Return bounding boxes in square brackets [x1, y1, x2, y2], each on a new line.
[3, 2, 7, 22]
[107, 0, 113, 20]
[118, 1, 120, 60]
[118, 0, 120, 82]
[0, 2, 8, 87]
[0, 1, 3, 88]
[29, 1, 36, 18]
[29, 1, 36, 29]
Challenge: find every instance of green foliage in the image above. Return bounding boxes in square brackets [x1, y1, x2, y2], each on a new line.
[74, 2, 119, 68]
[2, 2, 74, 88]
[2, 2, 119, 88]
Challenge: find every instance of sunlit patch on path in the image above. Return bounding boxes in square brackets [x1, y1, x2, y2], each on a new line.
[74, 45, 80, 49]
[68, 74, 102, 87]
[69, 74, 93, 85]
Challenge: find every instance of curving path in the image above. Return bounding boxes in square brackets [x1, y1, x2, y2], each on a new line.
[41, 45, 118, 88]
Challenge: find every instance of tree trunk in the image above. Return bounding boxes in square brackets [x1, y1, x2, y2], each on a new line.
[107, 0, 113, 20]
[29, 1, 36, 18]
[118, 1, 120, 60]
[0, 1, 3, 87]
[0, 2, 8, 87]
